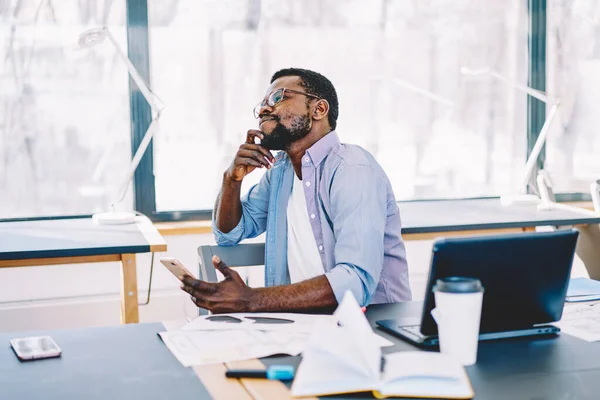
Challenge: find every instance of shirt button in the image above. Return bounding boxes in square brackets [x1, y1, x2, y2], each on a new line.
[305, 181, 311, 187]
[304, 157, 310, 163]
[318, 245, 323, 251]
[310, 214, 316, 219]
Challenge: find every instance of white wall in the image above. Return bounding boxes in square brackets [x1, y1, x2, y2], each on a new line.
[0, 231, 588, 333]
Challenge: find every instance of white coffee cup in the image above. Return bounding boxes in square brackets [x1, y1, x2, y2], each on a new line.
[431, 277, 484, 366]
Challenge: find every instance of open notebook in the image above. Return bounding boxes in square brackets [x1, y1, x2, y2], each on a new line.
[291, 292, 474, 399]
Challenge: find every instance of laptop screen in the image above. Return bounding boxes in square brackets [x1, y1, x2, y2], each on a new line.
[419, 229, 579, 335]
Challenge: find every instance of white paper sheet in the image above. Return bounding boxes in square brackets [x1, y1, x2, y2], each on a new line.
[557, 302, 600, 342]
[160, 327, 391, 367]
[181, 312, 337, 333]
[162, 306, 393, 367]
[159, 329, 307, 367]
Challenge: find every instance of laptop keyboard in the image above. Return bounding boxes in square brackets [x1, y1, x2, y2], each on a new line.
[401, 325, 422, 334]
[376, 319, 441, 346]
[398, 325, 427, 340]
[399, 324, 441, 345]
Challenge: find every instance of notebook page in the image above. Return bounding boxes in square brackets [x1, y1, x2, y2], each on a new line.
[291, 351, 376, 397]
[382, 352, 463, 381]
[307, 320, 375, 377]
[334, 291, 381, 378]
[379, 352, 472, 399]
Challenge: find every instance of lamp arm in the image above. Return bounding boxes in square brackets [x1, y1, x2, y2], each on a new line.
[518, 102, 560, 193]
[391, 77, 455, 107]
[112, 116, 160, 207]
[489, 71, 553, 103]
[104, 28, 165, 112]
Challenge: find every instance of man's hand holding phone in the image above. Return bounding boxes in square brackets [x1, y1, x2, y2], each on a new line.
[180, 255, 255, 314]
[225, 129, 275, 182]
[159, 257, 196, 281]
[160, 256, 254, 313]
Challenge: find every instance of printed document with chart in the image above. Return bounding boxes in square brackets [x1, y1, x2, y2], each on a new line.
[159, 310, 392, 367]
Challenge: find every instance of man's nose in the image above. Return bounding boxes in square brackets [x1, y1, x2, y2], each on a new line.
[258, 103, 274, 117]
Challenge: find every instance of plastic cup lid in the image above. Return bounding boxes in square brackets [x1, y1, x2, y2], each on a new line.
[433, 277, 484, 293]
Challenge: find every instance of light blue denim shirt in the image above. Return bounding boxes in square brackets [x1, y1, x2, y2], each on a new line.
[213, 131, 411, 306]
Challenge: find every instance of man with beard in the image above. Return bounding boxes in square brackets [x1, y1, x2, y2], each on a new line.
[181, 68, 411, 313]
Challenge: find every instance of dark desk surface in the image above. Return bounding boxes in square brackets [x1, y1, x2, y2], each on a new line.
[3, 304, 600, 400]
[0, 323, 209, 400]
[0, 217, 159, 260]
[399, 198, 600, 234]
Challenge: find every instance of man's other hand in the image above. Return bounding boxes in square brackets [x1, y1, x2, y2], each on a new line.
[180, 255, 255, 313]
[225, 130, 275, 182]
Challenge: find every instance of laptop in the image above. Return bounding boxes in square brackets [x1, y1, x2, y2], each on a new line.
[377, 229, 579, 346]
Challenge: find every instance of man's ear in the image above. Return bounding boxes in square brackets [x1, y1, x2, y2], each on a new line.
[312, 99, 330, 122]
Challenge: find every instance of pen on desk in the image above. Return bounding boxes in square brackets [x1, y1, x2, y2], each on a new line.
[225, 365, 295, 381]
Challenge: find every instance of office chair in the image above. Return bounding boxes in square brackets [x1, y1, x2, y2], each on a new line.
[197, 243, 265, 315]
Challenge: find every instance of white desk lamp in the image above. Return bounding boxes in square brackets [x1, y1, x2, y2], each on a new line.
[460, 67, 561, 208]
[78, 27, 165, 225]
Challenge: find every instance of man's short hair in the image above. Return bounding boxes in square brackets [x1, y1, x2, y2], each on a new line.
[271, 68, 339, 131]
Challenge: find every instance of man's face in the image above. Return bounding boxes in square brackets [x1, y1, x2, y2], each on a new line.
[257, 76, 313, 150]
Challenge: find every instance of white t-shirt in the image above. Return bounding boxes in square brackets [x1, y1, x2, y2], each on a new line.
[287, 174, 324, 283]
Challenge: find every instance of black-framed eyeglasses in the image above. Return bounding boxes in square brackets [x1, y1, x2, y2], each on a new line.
[253, 88, 320, 119]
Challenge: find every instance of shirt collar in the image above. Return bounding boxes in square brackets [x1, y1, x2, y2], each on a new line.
[305, 131, 340, 166]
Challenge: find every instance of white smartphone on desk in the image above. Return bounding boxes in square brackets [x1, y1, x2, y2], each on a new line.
[11, 336, 61, 361]
[160, 257, 196, 281]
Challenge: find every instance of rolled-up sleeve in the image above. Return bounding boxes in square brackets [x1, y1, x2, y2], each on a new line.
[212, 217, 245, 246]
[324, 164, 387, 306]
[212, 170, 272, 246]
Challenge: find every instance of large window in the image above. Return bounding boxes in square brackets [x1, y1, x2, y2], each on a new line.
[546, 0, 600, 194]
[149, 0, 529, 213]
[0, 0, 132, 219]
[2, 0, 592, 222]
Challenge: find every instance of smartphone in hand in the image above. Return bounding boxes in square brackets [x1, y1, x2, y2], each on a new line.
[159, 257, 196, 281]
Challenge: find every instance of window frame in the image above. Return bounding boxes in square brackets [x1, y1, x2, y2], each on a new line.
[527, 0, 547, 184]
[128, 0, 156, 218]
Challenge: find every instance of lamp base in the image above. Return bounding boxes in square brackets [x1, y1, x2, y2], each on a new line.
[92, 211, 137, 225]
[536, 201, 558, 212]
[500, 194, 540, 207]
